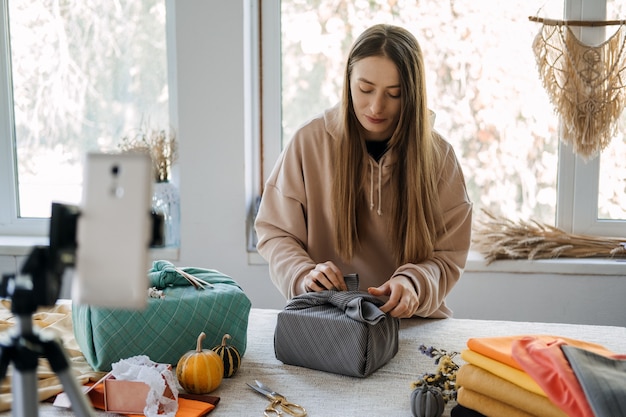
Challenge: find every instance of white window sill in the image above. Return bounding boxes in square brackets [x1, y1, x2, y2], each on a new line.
[465, 250, 625, 275]
[249, 248, 625, 276]
[0, 236, 50, 256]
[0, 235, 179, 261]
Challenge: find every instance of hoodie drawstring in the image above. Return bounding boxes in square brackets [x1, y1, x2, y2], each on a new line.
[368, 159, 383, 216]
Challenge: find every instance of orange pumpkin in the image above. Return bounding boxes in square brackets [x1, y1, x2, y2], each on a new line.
[176, 332, 224, 394]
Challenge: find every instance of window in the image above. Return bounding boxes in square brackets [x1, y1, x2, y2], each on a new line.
[258, 0, 626, 238]
[0, 0, 169, 236]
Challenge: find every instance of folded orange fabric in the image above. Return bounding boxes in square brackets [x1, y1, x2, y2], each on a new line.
[467, 335, 613, 371]
[457, 387, 537, 417]
[456, 364, 567, 417]
[512, 337, 595, 417]
[87, 382, 216, 417]
[127, 398, 215, 417]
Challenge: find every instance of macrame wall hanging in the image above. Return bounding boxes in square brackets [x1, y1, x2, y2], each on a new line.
[529, 15, 626, 158]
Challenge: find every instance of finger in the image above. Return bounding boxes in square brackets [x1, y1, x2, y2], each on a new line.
[389, 302, 415, 318]
[379, 287, 417, 318]
[304, 270, 328, 292]
[367, 285, 390, 297]
[314, 262, 346, 291]
[320, 261, 346, 290]
[304, 267, 340, 291]
[392, 297, 419, 318]
[378, 292, 401, 314]
[381, 304, 408, 317]
[304, 276, 324, 292]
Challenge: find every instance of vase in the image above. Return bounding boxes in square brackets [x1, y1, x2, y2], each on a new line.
[152, 180, 180, 247]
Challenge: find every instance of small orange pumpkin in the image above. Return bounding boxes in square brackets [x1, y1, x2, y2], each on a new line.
[176, 332, 224, 394]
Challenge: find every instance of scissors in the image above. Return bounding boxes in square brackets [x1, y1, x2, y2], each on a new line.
[247, 380, 307, 417]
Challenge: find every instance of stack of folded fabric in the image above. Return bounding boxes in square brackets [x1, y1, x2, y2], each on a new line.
[451, 334, 626, 417]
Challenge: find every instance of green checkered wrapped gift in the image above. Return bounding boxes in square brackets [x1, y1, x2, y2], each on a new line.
[72, 260, 251, 371]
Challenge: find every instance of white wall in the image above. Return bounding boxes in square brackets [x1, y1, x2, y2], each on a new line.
[449, 270, 626, 327]
[172, 1, 285, 310]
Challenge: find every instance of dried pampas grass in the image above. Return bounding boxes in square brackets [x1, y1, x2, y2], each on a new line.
[473, 210, 626, 265]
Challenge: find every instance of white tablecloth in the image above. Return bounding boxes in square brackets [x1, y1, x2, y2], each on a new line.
[4, 308, 626, 417]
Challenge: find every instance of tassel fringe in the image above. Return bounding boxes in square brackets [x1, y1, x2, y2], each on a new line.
[532, 24, 626, 158]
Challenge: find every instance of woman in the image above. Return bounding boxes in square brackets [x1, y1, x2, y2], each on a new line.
[255, 24, 472, 319]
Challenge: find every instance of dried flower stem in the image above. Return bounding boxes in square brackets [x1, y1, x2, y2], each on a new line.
[412, 345, 460, 403]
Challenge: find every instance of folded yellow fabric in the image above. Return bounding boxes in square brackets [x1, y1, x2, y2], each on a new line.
[467, 335, 613, 371]
[457, 364, 567, 417]
[460, 349, 545, 396]
[457, 387, 537, 417]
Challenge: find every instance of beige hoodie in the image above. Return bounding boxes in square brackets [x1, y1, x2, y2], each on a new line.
[255, 105, 472, 318]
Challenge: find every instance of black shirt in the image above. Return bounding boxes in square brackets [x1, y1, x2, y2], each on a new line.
[366, 139, 390, 162]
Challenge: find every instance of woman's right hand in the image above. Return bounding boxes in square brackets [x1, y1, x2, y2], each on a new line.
[303, 261, 347, 292]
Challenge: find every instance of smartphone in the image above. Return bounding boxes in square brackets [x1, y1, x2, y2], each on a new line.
[74, 152, 153, 310]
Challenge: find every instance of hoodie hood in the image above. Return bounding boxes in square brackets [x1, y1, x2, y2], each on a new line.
[322, 104, 344, 141]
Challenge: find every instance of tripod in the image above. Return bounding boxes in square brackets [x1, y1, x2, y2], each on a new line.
[0, 245, 95, 417]
[0, 200, 163, 416]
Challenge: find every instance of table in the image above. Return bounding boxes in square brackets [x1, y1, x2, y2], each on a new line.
[3, 308, 626, 416]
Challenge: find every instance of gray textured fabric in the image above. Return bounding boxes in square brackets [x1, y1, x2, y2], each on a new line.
[274, 277, 400, 377]
[561, 345, 626, 417]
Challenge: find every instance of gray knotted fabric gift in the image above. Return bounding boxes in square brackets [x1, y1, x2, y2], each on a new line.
[274, 274, 400, 377]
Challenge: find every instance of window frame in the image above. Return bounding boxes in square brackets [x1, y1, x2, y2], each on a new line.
[257, 0, 626, 239]
[0, 0, 177, 238]
[558, 0, 626, 236]
[0, 1, 46, 236]
[258, 0, 282, 192]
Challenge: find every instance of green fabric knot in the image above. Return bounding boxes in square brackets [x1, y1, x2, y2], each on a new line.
[148, 260, 241, 289]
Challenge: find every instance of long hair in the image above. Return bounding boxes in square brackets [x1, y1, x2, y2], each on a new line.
[332, 24, 444, 265]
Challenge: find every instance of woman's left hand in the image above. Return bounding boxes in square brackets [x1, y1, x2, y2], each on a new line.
[367, 276, 419, 318]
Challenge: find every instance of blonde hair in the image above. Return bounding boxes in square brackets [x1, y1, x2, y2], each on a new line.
[332, 24, 444, 265]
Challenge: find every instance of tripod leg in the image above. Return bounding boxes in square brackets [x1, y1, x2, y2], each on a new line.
[54, 368, 94, 417]
[12, 369, 38, 417]
[42, 331, 95, 417]
[6, 316, 40, 417]
[8, 315, 95, 417]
